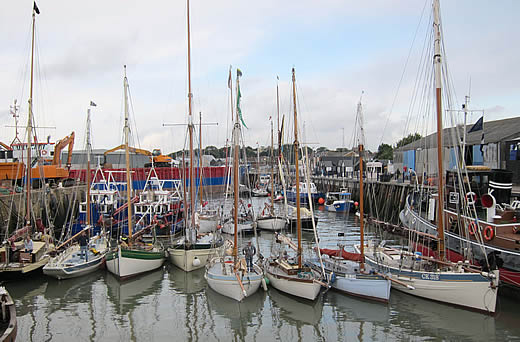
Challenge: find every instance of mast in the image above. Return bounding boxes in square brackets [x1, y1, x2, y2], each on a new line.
[198, 111, 203, 208]
[187, 0, 195, 240]
[462, 95, 469, 167]
[292, 68, 302, 269]
[433, 0, 445, 259]
[358, 143, 365, 271]
[86, 104, 92, 228]
[26, 3, 38, 226]
[123, 65, 133, 240]
[233, 70, 241, 260]
[270, 120, 275, 209]
[357, 97, 366, 270]
[276, 77, 280, 146]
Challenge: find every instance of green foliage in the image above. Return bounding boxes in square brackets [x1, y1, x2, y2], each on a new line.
[375, 143, 393, 160]
[395, 133, 422, 149]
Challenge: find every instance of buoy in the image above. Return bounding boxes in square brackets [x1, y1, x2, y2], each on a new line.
[192, 257, 201, 267]
[261, 277, 268, 291]
[354, 202, 359, 207]
[318, 198, 325, 205]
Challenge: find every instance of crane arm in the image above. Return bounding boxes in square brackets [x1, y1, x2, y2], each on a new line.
[103, 144, 152, 156]
[52, 132, 75, 167]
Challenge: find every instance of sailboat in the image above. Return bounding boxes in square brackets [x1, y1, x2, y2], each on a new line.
[361, 0, 499, 314]
[43, 102, 109, 280]
[205, 68, 263, 302]
[263, 68, 325, 301]
[0, 2, 54, 279]
[257, 118, 287, 232]
[105, 66, 166, 279]
[167, 0, 223, 272]
[318, 99, 391, 302]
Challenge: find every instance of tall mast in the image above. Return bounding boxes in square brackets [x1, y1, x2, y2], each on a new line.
[358, 103, 365, 271]
[86, 104, 92, 227]
[26, 3, 38, 226]
[198, 111, 203, 208]
[276, 77, 280, 146]
[292, 68, 302, 269]
[187, 0, 195, 239]
[233, 70, 241, 260]
[270, 120, 275, 208]
[123, 65, 133, 240]
[433, 0, 445, 259]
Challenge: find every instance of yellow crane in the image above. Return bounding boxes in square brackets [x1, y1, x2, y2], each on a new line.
[103, 145, 173, 167]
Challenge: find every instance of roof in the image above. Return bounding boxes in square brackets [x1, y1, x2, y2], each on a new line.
[397, 116, 520, 151]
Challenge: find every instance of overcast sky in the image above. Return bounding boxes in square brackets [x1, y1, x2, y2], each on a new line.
[1, 0, 519, 153]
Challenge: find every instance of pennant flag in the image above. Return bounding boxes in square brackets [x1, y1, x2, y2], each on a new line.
[237, 69, 243, 78]
[227, 67, 232, 89]
[468, 116, 483, 133]
[90, 101, 97, 107]
[33, 2, 40, 14]
[278, 115, 285, 153]
[236, 82, 248, 129]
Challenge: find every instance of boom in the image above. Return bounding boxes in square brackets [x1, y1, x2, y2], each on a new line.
[52, 131, 75, 168]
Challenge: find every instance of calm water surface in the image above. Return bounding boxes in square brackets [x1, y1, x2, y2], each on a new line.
[4, 198, 520, 341]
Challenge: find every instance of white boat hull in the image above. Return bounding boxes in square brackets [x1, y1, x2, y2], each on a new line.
[221, 221, 254, 235]
[257, 217, 287, 231]
[265, 264, 322, 301]
[43, 238, 108, 280]
[168, 245, 221, 272]
[363, 247, 499, 313]
[320, 259, 391, 302]
[106, 247, 165, 279]
[332, 274, 390, 302]
[205, 260, 263, 301]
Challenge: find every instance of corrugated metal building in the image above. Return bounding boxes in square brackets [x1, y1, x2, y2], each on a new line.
[393, 117, 520, 184]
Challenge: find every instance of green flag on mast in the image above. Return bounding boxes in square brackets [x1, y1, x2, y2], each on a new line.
[236, 69, 247, 129]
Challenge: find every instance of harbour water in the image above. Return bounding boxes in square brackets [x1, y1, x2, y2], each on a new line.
[4, 198, 520, 341]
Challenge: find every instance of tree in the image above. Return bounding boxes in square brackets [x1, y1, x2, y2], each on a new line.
[375, 143, 393, 160]
[316, 146, 329, 154]
[395, 133, 422, 149]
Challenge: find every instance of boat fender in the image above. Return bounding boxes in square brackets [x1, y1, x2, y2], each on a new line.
[483, 226, 494, 241]
[261, 277, 268, 291]
[465, 192, 477, 206]
[330, 272, 336, 284]
[468, 221, 478, 236]
[192, 257, 201, 267]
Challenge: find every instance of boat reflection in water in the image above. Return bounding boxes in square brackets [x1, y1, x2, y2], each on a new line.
[44, 272, 103, 303]
[267, 287, 323, 326]
[206, 285, 267, 340]
[168, 265, 206, 294]
[266, 287, 326, 341]
[389, 290, 496, 341]
[105, 267, 165, 316]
